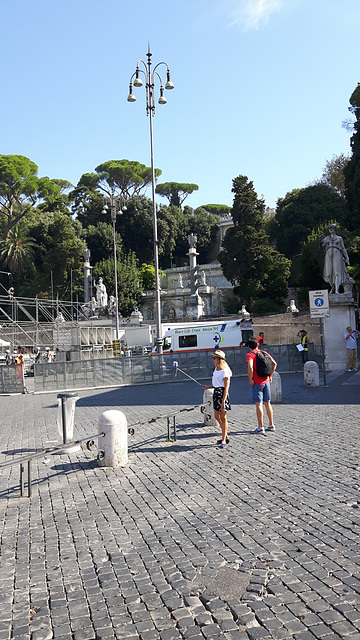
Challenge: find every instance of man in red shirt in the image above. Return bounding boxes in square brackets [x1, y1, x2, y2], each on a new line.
[257, 332, 265, 348]
[246, 337, 277, 435]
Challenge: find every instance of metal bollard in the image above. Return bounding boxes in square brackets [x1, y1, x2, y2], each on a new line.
[57, 392, 80, 452]
[304, 361, 319, 387]
[98, 410, 128, 468]
[203, 389, 217, 426]
[271, 371, 282, 403]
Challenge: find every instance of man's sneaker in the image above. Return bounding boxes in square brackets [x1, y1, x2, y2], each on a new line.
[266, 425, 276, 432]
[252, 427, 266, 435]
[346, 369, 352, 372]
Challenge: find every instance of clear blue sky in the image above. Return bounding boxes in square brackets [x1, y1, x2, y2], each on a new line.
[1, 0, 359, 210]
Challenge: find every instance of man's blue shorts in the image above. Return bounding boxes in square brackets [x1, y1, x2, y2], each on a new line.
[252, 381, 271, 404]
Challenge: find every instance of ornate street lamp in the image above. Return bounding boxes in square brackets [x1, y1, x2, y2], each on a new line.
[102, 195, 127, 341]
[127, 46, 174, 355]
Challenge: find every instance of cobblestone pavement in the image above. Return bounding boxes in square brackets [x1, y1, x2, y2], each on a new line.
[1, 371, 360, 640]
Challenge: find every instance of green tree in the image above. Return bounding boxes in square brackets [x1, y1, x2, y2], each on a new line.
[117, 196, 155, 264]
[21, 211, 85, 298]
[85, 221, 121, 266]
[36, 178, 74, 215]
[317, 153, 349, 198]
[344, 83, 360, 234]
[200, 204, 232, 216]
[155, 182, 199, 207]
[0, 154, 63, 238]
[269, 184, 348, 259]
[170, 206, 219, 264]
[0, 224, 36, 274]
[139, 263, 165, 290]
[95, 160, 160, 198]
[218, 175, 291, 309]
[70, 159, 161, 225]
[299, 223, 331, 293]
[299, 222, 360, 306]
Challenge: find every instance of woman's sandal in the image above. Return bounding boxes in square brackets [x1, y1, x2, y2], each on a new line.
[217, 437, 230, 444]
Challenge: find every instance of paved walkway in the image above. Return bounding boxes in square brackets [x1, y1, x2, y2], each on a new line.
[1, 371, 360, 640]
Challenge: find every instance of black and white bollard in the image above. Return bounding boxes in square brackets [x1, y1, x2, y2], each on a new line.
[98, 410, 128, 467]
[304, 361, 319, 387]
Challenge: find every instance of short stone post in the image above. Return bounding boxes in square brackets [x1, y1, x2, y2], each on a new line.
[271, 371, 282, 403]
[304, 361, 319, 387]
[203, 389, 217, 426]
[98, 410, 128, 467]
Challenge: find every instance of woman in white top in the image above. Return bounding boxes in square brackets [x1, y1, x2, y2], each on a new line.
[202, 349, 232, 448]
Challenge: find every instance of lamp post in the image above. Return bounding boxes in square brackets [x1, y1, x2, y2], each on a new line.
[127, 46, 174, 355]
[102, 195, 127, 341]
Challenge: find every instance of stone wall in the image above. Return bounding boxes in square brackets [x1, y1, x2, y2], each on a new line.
[252, 312, 321, 345]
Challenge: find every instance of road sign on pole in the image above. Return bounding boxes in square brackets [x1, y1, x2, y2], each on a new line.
[309, 289, 330, 318]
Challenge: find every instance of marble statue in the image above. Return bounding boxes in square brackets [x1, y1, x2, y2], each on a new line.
[95, 278, 108, 309]
[239, 304, 250, 319]
[108, 295, 116, 316]
[198, 271, 206, 286]
[287, 300, 299, 313]
[320, 224, 350, 294]
[188, 233, 197, 248]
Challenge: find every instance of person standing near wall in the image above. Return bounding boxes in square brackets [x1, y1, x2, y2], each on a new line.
[257, 332, 265, 348]
[344, 326, 359, 372]
[297, 330, 309, 364]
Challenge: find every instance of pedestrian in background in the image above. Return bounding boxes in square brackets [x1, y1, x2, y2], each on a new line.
[202, 350, 232, 448]
[297, 329, 309, 364]
[344, 326, 359, 372]
[246, 337, 277, 435]
[257, 332, 265, 348]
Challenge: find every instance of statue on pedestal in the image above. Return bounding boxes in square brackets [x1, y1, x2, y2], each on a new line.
[108, 295, 116, 316]
[95, 278, 108, 309]
[320, 224, 350, 295]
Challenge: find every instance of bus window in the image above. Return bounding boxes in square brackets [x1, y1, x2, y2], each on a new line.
[178, 335, 198, 348]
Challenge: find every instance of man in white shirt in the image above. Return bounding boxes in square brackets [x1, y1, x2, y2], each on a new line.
[344, 326, 359, 372]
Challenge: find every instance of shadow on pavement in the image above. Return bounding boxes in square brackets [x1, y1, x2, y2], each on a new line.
[74, 373, 360, 408]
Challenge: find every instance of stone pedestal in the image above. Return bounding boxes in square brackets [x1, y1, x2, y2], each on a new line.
[323, 294, 356, 371]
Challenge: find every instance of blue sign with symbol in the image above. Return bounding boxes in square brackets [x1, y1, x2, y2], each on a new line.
[314, 298, 324, 307]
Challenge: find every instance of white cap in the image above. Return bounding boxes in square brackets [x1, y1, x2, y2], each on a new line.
[46, 347, 50, 350]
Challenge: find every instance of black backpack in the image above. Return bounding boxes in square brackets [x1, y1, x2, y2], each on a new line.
[255, 351, 273, 377]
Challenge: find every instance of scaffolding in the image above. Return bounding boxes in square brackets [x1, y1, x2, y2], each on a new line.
[0, 294, 81, 352]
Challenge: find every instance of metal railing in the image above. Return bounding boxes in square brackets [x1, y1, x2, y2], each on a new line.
[32, 344, 323, 393]
[0, 433, 105, 498]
